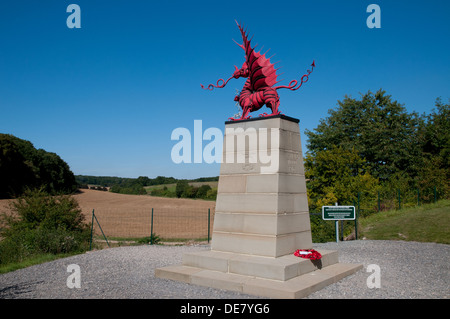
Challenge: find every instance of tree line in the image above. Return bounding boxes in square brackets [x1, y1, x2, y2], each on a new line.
[75, 175, 179, 188]
[304, 89, 449, 215]
[76, 174, 219, 197]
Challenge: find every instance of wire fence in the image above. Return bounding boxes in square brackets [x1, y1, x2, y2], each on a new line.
[89, 207, 215, 247]
[354, 185, 445, 217]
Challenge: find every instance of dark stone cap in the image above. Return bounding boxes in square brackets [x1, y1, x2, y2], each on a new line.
[225, 114, 300, 125]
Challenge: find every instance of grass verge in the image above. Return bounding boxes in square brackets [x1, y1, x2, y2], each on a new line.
[359, 199, 450, 244]
[0, 252, 81, 274]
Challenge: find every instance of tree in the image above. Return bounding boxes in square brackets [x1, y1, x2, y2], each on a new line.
[417, 98, 450, 198]
[196, 184, 212, 198]
[305, 89, 423, 181]
[420, 98, 450, 167]
[0, 134, 77, 198]
[175, 180, 189, 198]
[152, 176, 177, 185]
[136, 176, 150, 186]
[0, 135, 37, 198]
[182, 185, 199, 198]
[305, 147, 380, 212]
[35, 149, 77, 194]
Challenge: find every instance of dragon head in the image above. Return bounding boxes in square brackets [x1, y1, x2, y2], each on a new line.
[233, 62, 249, 79]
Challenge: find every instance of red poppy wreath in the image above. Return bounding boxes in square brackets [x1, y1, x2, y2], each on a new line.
[294, 249, 322, 260]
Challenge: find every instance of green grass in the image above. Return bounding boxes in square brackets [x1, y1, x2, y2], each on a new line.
[359, 199, 450, 244]
[144, 183, 176, 193]
[0, 252, 81, 274]
[188, 181, 218, 188]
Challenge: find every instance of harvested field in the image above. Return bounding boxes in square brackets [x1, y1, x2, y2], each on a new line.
[0, 189, 216, 240]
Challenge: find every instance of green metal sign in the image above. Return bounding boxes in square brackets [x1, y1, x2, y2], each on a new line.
[322, 206, 356, 220]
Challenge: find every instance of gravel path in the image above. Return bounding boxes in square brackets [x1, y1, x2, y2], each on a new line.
[0, 240, 448, 299]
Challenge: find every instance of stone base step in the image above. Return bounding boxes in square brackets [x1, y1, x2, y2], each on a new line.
[182, 249, 339, 281]
[155, 262, 362, 299]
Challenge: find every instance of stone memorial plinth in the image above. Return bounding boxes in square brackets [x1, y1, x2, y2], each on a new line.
[155, 115, 362, 298]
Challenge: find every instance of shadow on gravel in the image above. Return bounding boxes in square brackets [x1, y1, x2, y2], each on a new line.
[0, 280, 44, 298]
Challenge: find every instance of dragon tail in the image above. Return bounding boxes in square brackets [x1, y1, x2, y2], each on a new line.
[274, 60, 315, 91]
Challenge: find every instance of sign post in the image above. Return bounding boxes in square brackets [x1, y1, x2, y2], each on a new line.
[322, 204, 356, 242]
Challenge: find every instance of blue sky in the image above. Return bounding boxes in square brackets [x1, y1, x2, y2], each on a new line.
[1, 0, 449, 179]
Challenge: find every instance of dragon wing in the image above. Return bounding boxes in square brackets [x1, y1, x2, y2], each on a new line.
[235, 21, 280, 91]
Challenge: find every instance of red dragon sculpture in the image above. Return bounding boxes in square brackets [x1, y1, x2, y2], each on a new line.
[201, 21, 315, 121]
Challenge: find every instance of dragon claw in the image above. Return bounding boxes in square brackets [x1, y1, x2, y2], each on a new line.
[258, 111, 281, 118]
